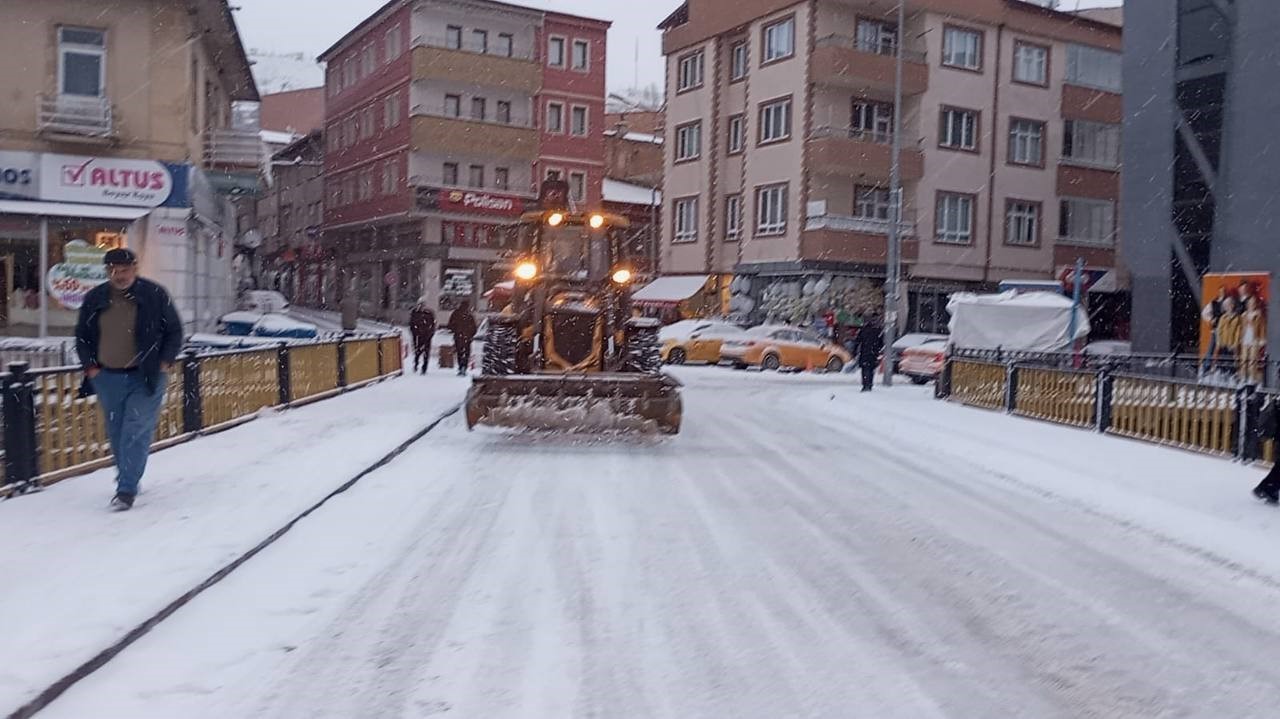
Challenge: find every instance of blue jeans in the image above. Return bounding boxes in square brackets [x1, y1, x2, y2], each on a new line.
[92, 370, 166, 496]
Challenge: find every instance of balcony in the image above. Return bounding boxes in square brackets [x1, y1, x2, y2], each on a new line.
[410, 113, 538, 160]
[412, 43, 540, 95]
[806, 126, 924, 182]
[203, 128, 265, 169]
[802, 203, 919, 265]
[37, 94, 115, 143]
[811, 34, 928, 98]
[804, 203, 916, 237]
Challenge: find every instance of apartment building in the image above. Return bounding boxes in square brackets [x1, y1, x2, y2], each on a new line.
[0, 0, 260, 335]
[318, 0, 609, 321]
[659, 0, 1123, 334]
[257, 131, 326, 307]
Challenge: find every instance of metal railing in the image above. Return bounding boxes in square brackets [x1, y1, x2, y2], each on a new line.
[0, 333, 403, 496]
[37, 94, 114, 139]
[809, 125, 895, 145]
[805, 204, 917, 237]
[411, 105, 536, 129]
[815, 34, 927, 64]
[416, 34, 536, 61]
[204, 127, 265, 168]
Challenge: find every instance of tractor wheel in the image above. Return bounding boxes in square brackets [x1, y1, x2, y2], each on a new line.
[624, 321, 662, 374]
[482, 319, 518, 376]
[761, 353, 782, 371]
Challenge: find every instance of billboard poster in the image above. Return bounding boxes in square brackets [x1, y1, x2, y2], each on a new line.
[1199, 272, 1270, 384]
[46, 240, 108, 310]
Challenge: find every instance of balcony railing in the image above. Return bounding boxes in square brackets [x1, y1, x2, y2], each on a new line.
[204, 128, 265, 168]
[410, 106, 535, 129]
[408, 175, 537, 198]
[37, 94, 114, 140]
[809, 125, 894, 145]
[815, 34, 927, 64]
[806, 202, 916, 236]
[415, 34, 535, 61]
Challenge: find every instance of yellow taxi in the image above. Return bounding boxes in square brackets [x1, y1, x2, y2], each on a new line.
[720, 325, 852, 372]
[659, 319, 746, 365]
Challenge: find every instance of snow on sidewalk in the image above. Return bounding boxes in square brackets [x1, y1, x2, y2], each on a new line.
[0, 372, 467, 712]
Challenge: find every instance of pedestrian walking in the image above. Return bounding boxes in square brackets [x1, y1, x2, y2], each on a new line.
[74, 248, 183, 511]
[409, 297, 436, 374]
[1253, 397, 1280, 504]
[447, 299, 478, 376]
[851, 315, 884, 392]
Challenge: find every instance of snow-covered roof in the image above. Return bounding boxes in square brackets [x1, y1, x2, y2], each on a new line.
[260, 130, 299, 147]
[632, 275, 709, 304]
[603, 130, 664, 145]
[603, 178, 661, 206]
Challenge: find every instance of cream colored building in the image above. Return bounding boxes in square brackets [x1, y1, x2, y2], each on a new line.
[659, 0, 1124, 335]
[0, 0, 260, 335]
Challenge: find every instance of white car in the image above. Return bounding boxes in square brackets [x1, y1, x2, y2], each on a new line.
[239, 290, 291, 314]
[891, 333, 948, 372]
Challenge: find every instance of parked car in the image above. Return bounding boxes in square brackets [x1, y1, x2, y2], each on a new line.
[897, 338, 949, 384]
[218, 311, 265, 336]
[890, 333, 948, 373]
[251, 314, 319, 339]
[660, 319, 745, 365]
[1083, 340, 1132, 357]
[239, 289, 291, 314]
[720, 325, 852, 372]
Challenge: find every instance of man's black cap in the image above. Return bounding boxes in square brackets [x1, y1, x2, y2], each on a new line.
[103, 248, 138, 266]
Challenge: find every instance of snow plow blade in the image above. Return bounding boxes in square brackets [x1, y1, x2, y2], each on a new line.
[465, 373, 683, 435]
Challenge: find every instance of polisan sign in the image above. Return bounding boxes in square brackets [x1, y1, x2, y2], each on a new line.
[39, 153, 174, 207]
[440, 189, 524, 217]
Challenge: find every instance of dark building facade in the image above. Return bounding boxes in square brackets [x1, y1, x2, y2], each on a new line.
[1124, 0, 1280, 355]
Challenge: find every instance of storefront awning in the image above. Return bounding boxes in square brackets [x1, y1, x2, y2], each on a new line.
[631, 275, 711, 305]
[0, 199, 151, 221]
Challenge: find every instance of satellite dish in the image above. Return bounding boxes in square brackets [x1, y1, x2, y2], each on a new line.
[240, 229, 263, 250]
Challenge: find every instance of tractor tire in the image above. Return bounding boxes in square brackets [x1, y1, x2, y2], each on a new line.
[624, 321, 662, 374]
[761, 353, 782, 371]
[482, 319, 518, 376]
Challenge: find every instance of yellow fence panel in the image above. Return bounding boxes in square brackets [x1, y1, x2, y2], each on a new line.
[198, 349, 279, 428]
[345, 338, 380, 385]
[950, 360, 1007, 411]
[289, 342, 340, 402]
[1014, 367, 1098, 428]
[379, 335, 403, 375]
[1109, 376, 1236, 455]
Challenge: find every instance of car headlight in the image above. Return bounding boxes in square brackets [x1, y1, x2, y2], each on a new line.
[611, 268, 633, 284]
[514, 261, 538, 281]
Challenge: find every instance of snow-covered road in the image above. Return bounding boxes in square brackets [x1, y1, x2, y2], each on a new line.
[23, 368, 1280, 717]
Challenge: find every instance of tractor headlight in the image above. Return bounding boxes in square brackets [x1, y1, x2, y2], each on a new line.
[611, 268, 633, 284]
[589, 213, 606, 229]
[514, 261, 539, 281]
[547, 212, 565, 227]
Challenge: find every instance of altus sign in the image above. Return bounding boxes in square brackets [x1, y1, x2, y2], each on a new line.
[40, 154, 174, 207]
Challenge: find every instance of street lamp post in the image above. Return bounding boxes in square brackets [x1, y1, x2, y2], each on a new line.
[881, 0, 906, 386]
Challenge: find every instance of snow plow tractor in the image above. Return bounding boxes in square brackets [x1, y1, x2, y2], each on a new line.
[463, 180, 683, 435]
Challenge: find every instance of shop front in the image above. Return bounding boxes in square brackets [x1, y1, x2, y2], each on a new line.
[414, 186, 528, 315]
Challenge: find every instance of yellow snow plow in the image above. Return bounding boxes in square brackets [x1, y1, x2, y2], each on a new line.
[463, 180, 683, 435]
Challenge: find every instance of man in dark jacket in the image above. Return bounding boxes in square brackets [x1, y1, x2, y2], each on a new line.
[409, 297, 436, 374]
[446, 300, 478, 376]
[75, 249, 183, 510]
[851, 316, 884, 392]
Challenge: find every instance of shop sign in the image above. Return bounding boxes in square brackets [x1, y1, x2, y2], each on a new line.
[46, 240, 108, 310]
[40, 153, 174, 207]
[417, 187, 526, 217]
[442, 268, 475, 296]
[0, 151, 39, 201]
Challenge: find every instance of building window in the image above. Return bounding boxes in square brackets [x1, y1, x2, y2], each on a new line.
[756, 183, 788, 235]
[727, 114, 745, 154]
[852, 100, 894, 143]
[1059, 197, 1116, 245]
[446, 25, 463, 50]
[362, 44, 376, 77]
[546, 102, 564, 133]
[472, 97, 487, 121]
[473, 29, 488, 54]
[675, 122, 702, 162]
[1006, 200, 1040, 246]
[725, 194, 742, 241]
[677, 51, 705, 92]
[856, 19, 899, 56]
[730, 42, 748, 80]
[570, 106, 588, 136]
[1066, 44, 1121, 92]
[939, 107, 978, 151]
[469, 165, 485, 188]
[359, 170, 373, 201]
[443, 162, 459, 185]
[762, 17, 795, 63]
[572, 39, 590, 70]
[58, 26, 106, 97]
[942, 26, 982, 71]
[498, 33, 514, 58]
[674, 197, 699, 243]
[548, 36, 566, 67]
[364, 107, 376, 139]
[545, 168, 562, 181]
[1013, 41, 1049, 86]
[1063, 119, 1121, 168]
[495, 167, 510, 190]
[758, 97, 792, 144]
[569, 171, 587, 202]
[384, 92, 401, 129]
[383, 160, 400, 195]
[496, 100, 512, 124]
[1008, 118, 1045, 166]
[855, 186, 891, 220]
[444, 94, 461, 117]
[936, 192, 975, 244]
[385, 25, 402, 61]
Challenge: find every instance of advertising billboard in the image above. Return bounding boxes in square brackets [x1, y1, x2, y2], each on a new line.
[1199, 272, 1270, 384]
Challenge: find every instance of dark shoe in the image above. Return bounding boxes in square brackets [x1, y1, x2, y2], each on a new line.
[110, 492, 135, 511]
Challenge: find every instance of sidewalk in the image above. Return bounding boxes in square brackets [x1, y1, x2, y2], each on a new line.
[0, 372, 468, 711]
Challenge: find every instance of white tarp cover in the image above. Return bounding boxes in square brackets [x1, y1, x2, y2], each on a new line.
[632, 275, 710, 305]
[946, 291, 1090, 352]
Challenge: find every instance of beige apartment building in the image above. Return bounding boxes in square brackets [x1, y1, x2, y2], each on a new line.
[0, 0, 259, 335]
[659, 0, 1124, 335]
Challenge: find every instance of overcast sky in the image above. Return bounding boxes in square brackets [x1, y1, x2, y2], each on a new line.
[233, 0, 1122, 95]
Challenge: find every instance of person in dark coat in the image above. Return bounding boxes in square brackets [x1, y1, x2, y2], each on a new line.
[447, 300, 478, 376]
[75, 248, 184, 511]
[409, 298, 436, 374]
[1253, 399, 1280, 504]
[850, 315, 884, 392]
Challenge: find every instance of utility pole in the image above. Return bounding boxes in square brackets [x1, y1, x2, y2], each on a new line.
[881, 0, 906, 387]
